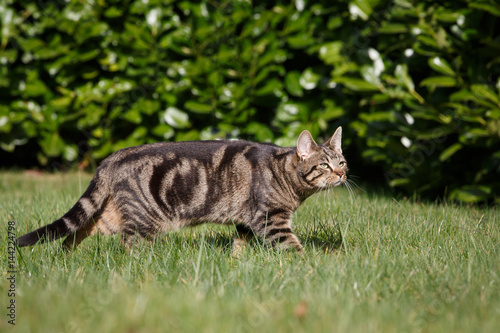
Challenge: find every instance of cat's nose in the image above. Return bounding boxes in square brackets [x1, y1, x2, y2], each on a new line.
[334, 169, 344, 178]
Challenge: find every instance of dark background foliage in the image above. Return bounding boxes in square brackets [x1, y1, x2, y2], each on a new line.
[1, 0, 499, 203]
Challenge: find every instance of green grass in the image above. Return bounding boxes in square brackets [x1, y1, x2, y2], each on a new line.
[1, 171, 499, 333]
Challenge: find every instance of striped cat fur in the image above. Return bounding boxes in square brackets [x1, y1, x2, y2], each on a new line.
[17, 127, 348, 253]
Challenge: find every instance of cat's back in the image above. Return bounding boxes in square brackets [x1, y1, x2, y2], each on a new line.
[100, 139, 290, 174]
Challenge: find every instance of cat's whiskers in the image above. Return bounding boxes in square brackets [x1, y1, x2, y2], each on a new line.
[344, 181, 355, 202]
[325, 186, 334, 202]
[346, 177, 364, 192]
[343, 178, 362, 203]
[314, 182, 328, 204]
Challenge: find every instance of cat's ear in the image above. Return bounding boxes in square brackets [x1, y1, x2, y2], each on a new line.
[326, 127, 342, 154]
[297, 130, 317, 160]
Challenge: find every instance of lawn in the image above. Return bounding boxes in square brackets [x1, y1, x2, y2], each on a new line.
[1, 171, 499, 333]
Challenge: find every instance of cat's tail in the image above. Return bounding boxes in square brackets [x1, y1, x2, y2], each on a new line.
[17, 177, 108, 247]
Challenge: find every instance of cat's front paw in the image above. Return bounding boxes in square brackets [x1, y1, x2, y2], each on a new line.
[272, 234, 303, 253]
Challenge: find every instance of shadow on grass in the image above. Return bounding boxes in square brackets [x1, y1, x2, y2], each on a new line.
[299, 218, 343, 253]
[170, 223, 344, 254]
[58, 222, 344, 256]
[140, 222, 344, 255]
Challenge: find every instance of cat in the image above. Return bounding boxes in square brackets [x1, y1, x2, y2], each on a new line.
[17, 127, 348, 253]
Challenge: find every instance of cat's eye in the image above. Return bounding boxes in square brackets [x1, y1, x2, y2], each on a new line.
[320, 163, 329, 169]
[339, 161, 346, 167]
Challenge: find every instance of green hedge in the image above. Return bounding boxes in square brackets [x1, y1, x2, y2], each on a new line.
[1, 0, 499, 203]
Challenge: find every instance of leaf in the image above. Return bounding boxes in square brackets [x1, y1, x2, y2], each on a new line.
[40, 132, 65, 157]
[389, 178, 411, 187]
[283, 11, 309, 35]
[359, 111, 396, 122]
[433, 8, 462, 23]
[417, 35, 438, 49]
[450, 89, 498, 108]
[35, 47, 63, 60]
[367, 48, 385, 75]
[245, 122, 273, 141]
[0, 48, 17, 64]
[420, 76, 457, 88]
[275, 102, 305, 122]
[439, 143, 462, 161]
[394, 64, 414, 91]
[469, 2, 500, 17]
[413, 42, 440, 57]
[163, 107, 191, 129]
[378, 23, 407, 34]
[123, 108, 142, 124]
[131, 126, 148, 140]
[50, 96, 73, 110]
[286, 34, 313, 49]
[0, 7, 14, 49]
[23, 82, 49, 97]
[487, 109, 500, 119]
[435, 27, 451, 49]
[16, 38, 44, 52]
[76, 49, 100, 62]
[76, 22, 110, 43]
[185, 101, 212, 114]
[299, 68, 321, 90]
[348, 0, 378, 21]
[318, 41, 343, 65]
[460, 128, 490, 139]
[175, 129, 200, 141]
[63, 145, 78, 161]
[0, 115, 10, 132]
[321, 102, 344, 121]
[450, 89, 478, 102]
[428, 57, 455, 76]
[393, 65, 424, 103]
[449, 186, 492, 203]
[285, 71, 303, 97]
[470, 84, 499, 104]
[360, 66, 380, 86]
[255, 78, 283, 96]
[152, 124, 175, 140]
[362, 148, 387, 162]
[333, 77, 379, 91]
[136, 99, 161, 116]
[327, 17, 342, 30]
[104, 6, 123, 18]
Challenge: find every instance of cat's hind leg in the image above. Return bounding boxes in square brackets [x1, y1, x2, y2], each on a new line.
[120, 216, 159, 250]
[62, 222, 98, 251]
[62, 197, 124, 251]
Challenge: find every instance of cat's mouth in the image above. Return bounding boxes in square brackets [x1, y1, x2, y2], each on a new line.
[325, 177, 347, 188]
[333, 178, 346, 187]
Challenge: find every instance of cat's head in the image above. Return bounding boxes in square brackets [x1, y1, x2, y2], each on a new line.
[295, 127, 348, 189]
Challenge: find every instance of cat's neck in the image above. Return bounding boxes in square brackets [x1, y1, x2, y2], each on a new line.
[271, 148, 318, 207]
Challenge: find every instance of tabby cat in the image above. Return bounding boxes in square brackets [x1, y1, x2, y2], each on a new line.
[17, 127, 348, 253]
